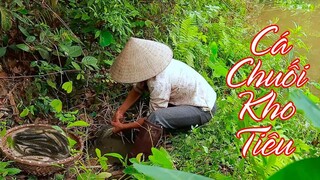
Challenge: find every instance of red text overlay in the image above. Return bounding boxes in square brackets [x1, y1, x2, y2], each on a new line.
[226, 25, 310, 157]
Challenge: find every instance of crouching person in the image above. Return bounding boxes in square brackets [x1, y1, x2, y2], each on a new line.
[109, 37, 217, 157]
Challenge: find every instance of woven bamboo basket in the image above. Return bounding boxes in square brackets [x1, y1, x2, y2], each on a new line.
[0, 124, 84, 176]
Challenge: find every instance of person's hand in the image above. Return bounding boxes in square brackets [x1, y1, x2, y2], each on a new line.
[111, 120, 125, 133]
[112, 110, 124, 123]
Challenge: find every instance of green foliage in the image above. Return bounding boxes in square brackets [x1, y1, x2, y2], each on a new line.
[268, 157, 320, 180]
[148, 147, 174, 169]
[50, 99, 63, 113]
[290, 90, 320, 128]
[133, 163, 212, 180]
[0, 162, 21, 179]
[1, 0, 320, 179]
[82, 56, 99, 70]
[76, 171, 111, 180]
[0, 5, 12, 31]
[62, 81, 73, 94]
[67, 120, 90, 129]
[99, 31, 113, 47]
[95, 148, 109, 171]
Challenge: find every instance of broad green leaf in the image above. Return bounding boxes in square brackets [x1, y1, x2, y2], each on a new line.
[0, 6, 12, 31]
[77, 172, 96, 180]
[82, 56, 99, 70]
[268, 157, 320, 180]
[20, 108, 29, 117]
[145, 20, 153, 27]
[0, 161, 10, 168]
[95, 148, 102, 158]
[148, 147, 174, 169]
[47, 79, 57, 89]
[307, 92, 320, 103]
[6, 168, 21, 175]
[50, 99, 62, 113]
[202, 146, 209, 153]
[96, 172, 112, 179]
[6, 136, 13, 148]
[54, 174, 64, 180]
[124, 166, 151, 180]
[0, 128, 6, 137]
[38, 49, 49, 60]
[76, 74, 84, 80]
[290, 90, 320, 128]
[99, 158, 108, 171]
[94, 30, 101, 39]
[103, 60, 113, 66]
[26, 36, 36, 43]
[16, 44, 30, 52]
[28, 105, 35, 115]
[67, 120, 89, 128]
[99, 31, 113, 47]
[68, 137, 77, 148]
[18, 25, 29, 36]
[105, 153, 124, 160]
[62, 81, 73, 93]
[212, 173, 233, 180]
[133, 163, 212, 180]
[0, 47, 6, 57]
[71, 62, 81, 70]
[209, 42, 218, 62]
[136, 153, 143, 163]
[208, 61, 228, 78]
[66, 46, 82, 57]
[40, 31, 47, 42]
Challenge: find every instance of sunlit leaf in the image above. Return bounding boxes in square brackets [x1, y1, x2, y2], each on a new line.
[62, 81, 73, 93]
[20, 108, 29, 117]
[148, 147, 174, 169]
[133, 163, 212, 180]
[6, 168, 21, 175]
[0, 128, 6, 137]
[99, 31, 113, 47]
[208, 61, 228, 78]
[67, 120, 89, 128]
[105, 153, 124, 160]
[68, 137, 77, 148]
[209, 42, 218, 62]
[95, 30, 101, 39]
[268, 157, 320, 180]
[77, 172, 96, 180]
[202, 146, 209, 154]
[50, 99, 62, 113]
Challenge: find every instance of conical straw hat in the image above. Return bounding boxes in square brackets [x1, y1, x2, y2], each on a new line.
[110, 37, 173, 83]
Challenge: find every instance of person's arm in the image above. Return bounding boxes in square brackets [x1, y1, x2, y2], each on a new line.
[113, 88, 142, 122]
[112, 118, 145, 133]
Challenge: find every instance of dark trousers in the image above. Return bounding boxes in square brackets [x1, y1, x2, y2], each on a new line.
[147, 104, 217, 129]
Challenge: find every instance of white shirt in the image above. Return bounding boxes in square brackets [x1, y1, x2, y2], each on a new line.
[134, 59, 217, 112]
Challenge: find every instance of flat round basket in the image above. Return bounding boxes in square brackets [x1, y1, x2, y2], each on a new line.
[0, 124, 84, 176]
